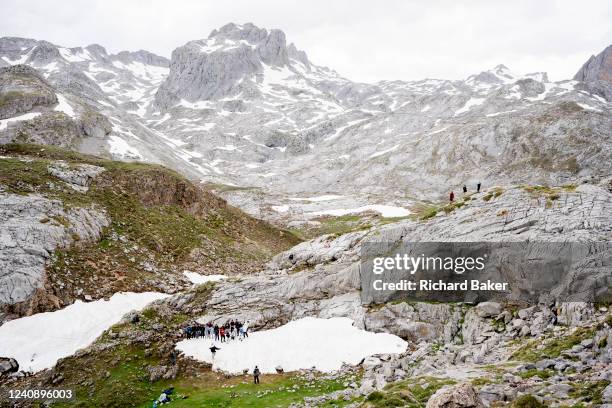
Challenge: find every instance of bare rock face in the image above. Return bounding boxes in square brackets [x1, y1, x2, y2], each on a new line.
[7, 112, 82, 148]
[113, 49, 169, 68]
[0, 64, 112, 148]
[0, 190, 110, 315]
[155, 22, 294, 108]
[78, 109, 112, 139]
[574, 45, 612, 83]
[426, 383, 485, 408]
[0, 65, 57, 119]
[47, 161, 106, 192]
[515, 78, 545, 97]
[25, 40, 63, 66]
[364, 302, 462, 343]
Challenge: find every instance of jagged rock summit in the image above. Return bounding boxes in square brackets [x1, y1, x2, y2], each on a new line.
[155, 22, 310, 107]
[574, 44, 612, 83]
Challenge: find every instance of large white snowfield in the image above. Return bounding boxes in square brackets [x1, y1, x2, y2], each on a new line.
[0, 292, 168, 372]
[176, 317, 408, 374]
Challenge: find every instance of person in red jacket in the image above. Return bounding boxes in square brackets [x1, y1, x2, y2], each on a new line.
[449, 191, 455, 202]
[219, 326, 225, 342]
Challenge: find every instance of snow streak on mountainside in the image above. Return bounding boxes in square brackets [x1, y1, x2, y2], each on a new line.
[1, 23, 611, 216]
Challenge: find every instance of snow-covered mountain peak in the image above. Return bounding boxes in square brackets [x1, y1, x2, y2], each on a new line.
[185, 22, 296, 68]
[465, 64, 550, 91]
[155, 23, 322, 107]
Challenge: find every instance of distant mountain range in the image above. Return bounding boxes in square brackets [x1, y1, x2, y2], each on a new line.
[1, 23, 610, 218]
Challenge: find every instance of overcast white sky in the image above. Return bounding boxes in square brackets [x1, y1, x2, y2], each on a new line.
[1, 0, 610, 82]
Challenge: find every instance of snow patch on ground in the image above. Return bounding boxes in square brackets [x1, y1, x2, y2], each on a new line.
[486, 110, 517, 117]
[178, 99, 215, 110]
[428, 126, 449, 135]
[454, 97, 486, 116]
[288, 195, 344, 202]
[2, 53, 29, 65]
[308, 204, 410, 218]
[176, 317, 407, 374]
[0, 112, 41, 131]
[369, 144, 400, 159]
[108, 135, 142, 159]
[59, 47, 93, 63]
[576, 102, 602, 112]
[54, 94, 76, 118]
[0, 292, 168, 372]
[272, 205, 290, 213]
[183, 271, 227, 285]
[323, 119, 369, 142]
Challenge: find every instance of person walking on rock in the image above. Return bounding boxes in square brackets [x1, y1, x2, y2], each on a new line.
[449, 191, 455, 202]
[253, 365, 261, 384]
[462, 185, 467, 194]
[477, 182, 481, 193]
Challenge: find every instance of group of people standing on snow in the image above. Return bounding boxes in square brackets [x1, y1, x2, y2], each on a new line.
[449, 182, 481, 202]
[183, 319, 250, 342]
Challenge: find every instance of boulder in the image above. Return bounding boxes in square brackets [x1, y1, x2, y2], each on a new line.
[0, 357, 19, 377]
[122, 310, 140, 324]
[426, 383, 485, 408]
[603, 383, 612, 403]
[479, 383, 516, 405]
[147, 365, 169, 382]
[545, 383, 572, 398]
[535, 359, 555, 370]
[474, 302, 502, 318]
[557, 303, 594, 327]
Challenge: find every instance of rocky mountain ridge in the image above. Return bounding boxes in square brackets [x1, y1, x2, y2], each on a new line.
[1, 25, 610, 221]
[0, 144, 297, 323]
[574, 45, 612, 83]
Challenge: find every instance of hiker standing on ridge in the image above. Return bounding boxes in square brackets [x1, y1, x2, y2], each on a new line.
[449, 191, 455, 202]
[462, 185, 467, 194]
[253, 365, 261, 384]
[209, 345, 220, 359]
[477, 182, 481, 193]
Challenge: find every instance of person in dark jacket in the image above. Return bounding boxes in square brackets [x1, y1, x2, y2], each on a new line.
[462, 185, 467, 193]
[449, 191, 455, 202]
[209, 345, 220, 359]
[253, 366, 261, 384]
[477, 182, 481, 193]
[170, 350, 178, 365]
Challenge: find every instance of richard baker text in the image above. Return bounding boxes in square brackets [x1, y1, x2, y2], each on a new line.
[373, 279, 508, 291]
[360, 241, 610, 305]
